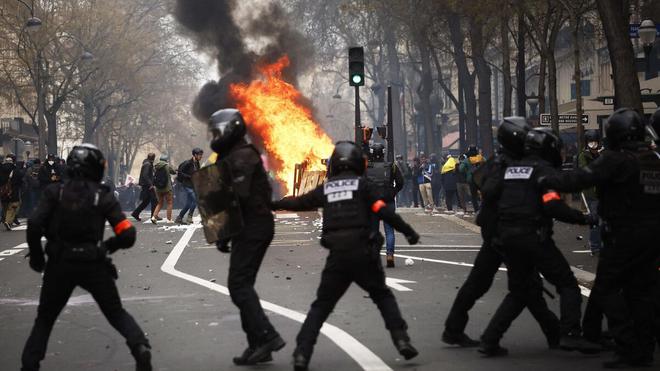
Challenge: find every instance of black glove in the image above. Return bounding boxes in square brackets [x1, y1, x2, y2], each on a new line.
[103, 238, 121, 254]
[406, 232, 420, 245]
[29, 256, 45, 273]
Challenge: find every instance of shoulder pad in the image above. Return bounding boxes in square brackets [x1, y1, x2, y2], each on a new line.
[99, 183, 112, 193]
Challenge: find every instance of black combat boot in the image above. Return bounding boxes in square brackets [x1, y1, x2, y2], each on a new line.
[390, 329, 418, 360]
[478, 343, 509, 357]
[442, 330, 480, 347]
[293, 349, 310, 371]
[130, 343, 152, 371]
[245, 334, 285, 364]
[560, 332, 601, 354]
[232, 347, 273, 365]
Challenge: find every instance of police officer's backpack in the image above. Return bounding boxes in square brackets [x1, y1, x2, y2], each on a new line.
[154, 166, 168, 188]
[366, 161, 393, 192]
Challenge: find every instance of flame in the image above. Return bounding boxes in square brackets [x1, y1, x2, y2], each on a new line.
[230, 55, 334, 194]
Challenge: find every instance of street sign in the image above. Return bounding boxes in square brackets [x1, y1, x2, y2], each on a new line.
[629, 23, 660, 38]
[603, 97, 614, 106]
[540, 114, 588, 126]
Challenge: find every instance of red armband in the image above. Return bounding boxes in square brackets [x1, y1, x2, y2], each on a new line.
[371, 200, 386, 213]
[114, 219, 132, 235]
[542, 191, 561, 204]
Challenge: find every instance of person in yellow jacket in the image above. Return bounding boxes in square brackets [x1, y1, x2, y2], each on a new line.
[441, 154, 461, 213]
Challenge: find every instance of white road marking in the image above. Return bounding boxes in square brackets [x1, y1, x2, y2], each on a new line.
[275, 213, 299, 219]
[15, 243, 28, 249]
[0, 249, 24, 256]
[0, 258, 4, 262]
[394, 244, 481, 248]
[572, 250, 592, 253]
[385, 277, 417, 292]
[10, 225, 27, 231]
[394, 249, 480, 252]
[387, 252, 593, 297]
[161, 226, 393, 371]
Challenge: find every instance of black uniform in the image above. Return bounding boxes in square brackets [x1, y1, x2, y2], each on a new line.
[492, 155, 589, 342]
[444, 154, 560, 349]
[22, 180, 149, 370]
[273, 173, 418, 363]
[366, 159, 404, 260]
[218, 141, 282, 351]
[543, 146, 660, 364]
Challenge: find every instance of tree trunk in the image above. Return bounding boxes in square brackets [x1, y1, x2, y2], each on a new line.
[415, 34, 437, 155]
[571, 14, 585, 150]
[501, 16, 513, 117]
[546, 14, 562, 133]
[516, 10, 527, 116]
[83, 93, 95, 143]
[470, 20, 494, 157]
[45, 111, 57, 157]
[596, 0, 643, 111]
[538, 54, 547, 115]
[449, 14, 478, 147]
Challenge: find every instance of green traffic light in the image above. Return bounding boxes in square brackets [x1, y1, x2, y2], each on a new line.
[352, 74, 363, 84]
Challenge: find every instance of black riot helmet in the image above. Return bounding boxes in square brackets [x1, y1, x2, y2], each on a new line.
[208, 108, 247, 154]
[369, 142, 385, 162]
[66, 143, 106, 182]
[585, 129, 600, 143]
[524, 127, 564, 168]
[328, 141, 367, 177]
[498, 116, 531, 158]
[604, 108, 645, 150]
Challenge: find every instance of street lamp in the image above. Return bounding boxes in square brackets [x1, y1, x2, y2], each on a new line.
[25, 16, 42, 32]
[639, 20, 658, 78]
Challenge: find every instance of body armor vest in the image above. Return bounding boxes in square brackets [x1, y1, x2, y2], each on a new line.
[322, 176, 371, 233]
[497, 159, 545, 227]
[598, 149, 660, 223]
[48, 182, 106, 261]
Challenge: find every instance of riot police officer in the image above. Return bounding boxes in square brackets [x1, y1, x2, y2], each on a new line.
[443, 117, 533, 347]
[366, 142, 404, 267]
[208, 108, 285, 365]
[272, 141, 420, 371]
[542, 108, 660, 368]
[479, 127, 598, 355]
[22, 144, 151, 371]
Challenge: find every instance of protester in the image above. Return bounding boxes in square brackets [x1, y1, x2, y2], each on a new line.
[440, 154, 460, 213]
[38, 154, 61, 189]
[1, 154, 17, 229]
[410, 157, 421, 208]
[131, 153, 157, 221]
[459, 145, 483, 212]
[455, 154, 470, 214]
[395, 154, 412, 207]
[175, 148, 203, 225]
[150, 154, 176, 223]
[418, 154, 435, 213]
[430, 153, 443, 208]
[577, 130, 602, 256]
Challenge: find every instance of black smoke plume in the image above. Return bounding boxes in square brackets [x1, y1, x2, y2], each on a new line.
[174, 0, 313, 122]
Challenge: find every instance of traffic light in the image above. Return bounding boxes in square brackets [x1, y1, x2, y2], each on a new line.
[348, 46, 364, 86]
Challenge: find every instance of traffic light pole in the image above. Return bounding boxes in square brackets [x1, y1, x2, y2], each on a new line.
[354, 85, 361, 143]
[386, 85, 394, 163]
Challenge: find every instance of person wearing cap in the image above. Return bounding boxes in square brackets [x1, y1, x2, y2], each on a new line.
[151, 154, 177, 223]
[175, 148, 203, 224]
[38, 154, 62, 190]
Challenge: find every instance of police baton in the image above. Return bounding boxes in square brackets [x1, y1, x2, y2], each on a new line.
[580, 192, 591, 214]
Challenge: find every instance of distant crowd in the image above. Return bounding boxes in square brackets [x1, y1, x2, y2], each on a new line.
[394, 145, 486, 215]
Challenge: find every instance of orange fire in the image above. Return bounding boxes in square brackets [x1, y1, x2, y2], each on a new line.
[230, 55, 334, 194]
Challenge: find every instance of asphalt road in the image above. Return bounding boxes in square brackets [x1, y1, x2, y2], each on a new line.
[0, 209, 656, 370]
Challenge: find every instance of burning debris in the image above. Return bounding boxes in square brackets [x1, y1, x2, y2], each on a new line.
[174, 0, 330, 193]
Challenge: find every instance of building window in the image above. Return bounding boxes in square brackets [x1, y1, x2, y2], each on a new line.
[571, 80, 591, 100]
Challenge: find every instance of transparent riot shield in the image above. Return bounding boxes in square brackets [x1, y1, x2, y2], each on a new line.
[192, 163, 244, 243]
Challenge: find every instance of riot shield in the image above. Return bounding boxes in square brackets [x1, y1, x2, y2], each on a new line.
[192, 163, 244, 243]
